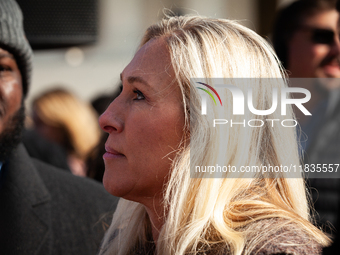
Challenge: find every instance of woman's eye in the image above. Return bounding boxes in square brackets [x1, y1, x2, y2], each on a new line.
[133, 90, 145, 100]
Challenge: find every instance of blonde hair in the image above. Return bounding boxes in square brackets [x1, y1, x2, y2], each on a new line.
[33, 88, 100, 160]
[99, 15, 329, 254]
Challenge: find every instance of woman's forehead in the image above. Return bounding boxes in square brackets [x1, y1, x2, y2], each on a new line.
[121, 38, 175, 87]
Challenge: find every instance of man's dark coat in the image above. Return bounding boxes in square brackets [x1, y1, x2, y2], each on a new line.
[0, 144, 118, 255]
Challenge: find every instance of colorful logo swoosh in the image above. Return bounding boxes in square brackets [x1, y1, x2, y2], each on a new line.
[196, 82, 223, 106]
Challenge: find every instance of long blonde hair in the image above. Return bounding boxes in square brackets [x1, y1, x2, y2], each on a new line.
[99, 15, 329, 255]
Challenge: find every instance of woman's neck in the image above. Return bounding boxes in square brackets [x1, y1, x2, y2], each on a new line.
[144, 198, 165, 245]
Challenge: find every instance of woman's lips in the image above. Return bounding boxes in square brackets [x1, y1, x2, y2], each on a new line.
[103, 146, 125, 159]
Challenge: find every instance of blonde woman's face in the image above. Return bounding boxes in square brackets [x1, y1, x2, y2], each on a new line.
[99, 38, 185, 203]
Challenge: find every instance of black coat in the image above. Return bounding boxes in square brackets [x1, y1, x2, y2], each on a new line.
[0, 144, 119, 255]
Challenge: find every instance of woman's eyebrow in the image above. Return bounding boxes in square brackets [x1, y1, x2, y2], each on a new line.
[127, 76, 151, 88]
[120, 73, 151, 89]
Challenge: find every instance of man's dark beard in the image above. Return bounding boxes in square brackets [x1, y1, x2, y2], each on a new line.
[0, 105, 25, 162]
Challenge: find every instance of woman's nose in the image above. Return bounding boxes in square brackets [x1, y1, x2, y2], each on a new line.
[99, 100, 124, 134]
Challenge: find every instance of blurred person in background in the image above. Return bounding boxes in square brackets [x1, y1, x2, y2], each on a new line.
[98, 15, 329, 255]
[273, 0, 340, 231]
[23, 128, 70, 171]
[322, 1, 340, 253]
[0, 0, 118, 254]
[273, 0, 340, 79]
[32, 88, 101, 176]
[91, 86, 122, 116]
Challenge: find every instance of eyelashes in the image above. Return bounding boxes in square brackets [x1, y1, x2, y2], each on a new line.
[133, 89, 145, 100]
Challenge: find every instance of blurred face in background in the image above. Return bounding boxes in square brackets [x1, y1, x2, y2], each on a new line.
[99, 38, 185, 205]
[32, 110, 66, 147]
[287, 9, 340, 78]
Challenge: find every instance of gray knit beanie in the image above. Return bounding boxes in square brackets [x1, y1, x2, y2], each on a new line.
[0, 0, 32, 97]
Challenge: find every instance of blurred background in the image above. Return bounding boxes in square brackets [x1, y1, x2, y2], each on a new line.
[17, 0, 294, 110]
